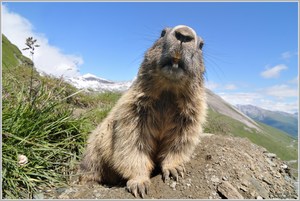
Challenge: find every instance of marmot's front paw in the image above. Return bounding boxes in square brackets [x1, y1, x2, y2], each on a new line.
[126, 177, 151, 198]
[162, 164, 186, 182]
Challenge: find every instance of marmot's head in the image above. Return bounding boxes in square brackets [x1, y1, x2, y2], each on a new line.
[140, 25, 205, 84]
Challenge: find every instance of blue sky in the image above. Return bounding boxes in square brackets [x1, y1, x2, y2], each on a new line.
[2, 2, 298, 113]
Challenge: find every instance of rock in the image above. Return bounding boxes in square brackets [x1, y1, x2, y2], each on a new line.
[222, 176, 228, 181]
[256, 195, 263, 199]
[241, 178, 250, 187]
[249, 178, 269, 199]
[240, 186, 248, 192]
[33, 193, 44, 199]
[207, 168, 214, 172]
[17, 154, 28, 166]
[265, 153, 276, 158]
[217, 181, 244, 199]
[211, 175, 220, 183]
[170, 181, 177, 190]
[261, 148, 268, 153]
[56, 187, 67, 194]
[94, 193, 101, 198]
[265, 158, 276, 167]
[262, 177, 272, 185]
[294, 181, 298, 195]
[280, 164, 288, 169]
[58, 194, 70, 199]
[273, 172, 281, 178]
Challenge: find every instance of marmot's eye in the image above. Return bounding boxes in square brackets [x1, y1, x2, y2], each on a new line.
[161, 29, 166, 37]
[199, 41, 204, 50]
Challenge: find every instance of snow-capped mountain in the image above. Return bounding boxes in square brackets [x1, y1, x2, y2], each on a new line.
[66, 73, 133, 92]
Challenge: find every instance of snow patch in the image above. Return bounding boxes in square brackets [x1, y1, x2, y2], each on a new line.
[66, 74, 133, 92]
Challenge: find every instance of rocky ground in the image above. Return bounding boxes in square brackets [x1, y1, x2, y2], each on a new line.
[40, 134, 298, 199]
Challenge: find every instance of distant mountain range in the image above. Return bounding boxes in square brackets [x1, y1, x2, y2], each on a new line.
[66, 73, 133, 92]
[236, 104, 298, 138]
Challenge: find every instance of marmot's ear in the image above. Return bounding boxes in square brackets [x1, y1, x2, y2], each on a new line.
[161, 29, 167, 37]
[198, 37, 204, 50]
[160, 27, 171, 38]
[199, 41, 204, 50]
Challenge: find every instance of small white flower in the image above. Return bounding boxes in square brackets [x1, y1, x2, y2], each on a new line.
[18, 154, 28, 166]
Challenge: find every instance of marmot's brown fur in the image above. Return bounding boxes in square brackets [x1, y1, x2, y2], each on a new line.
[80, 25, 207, 198]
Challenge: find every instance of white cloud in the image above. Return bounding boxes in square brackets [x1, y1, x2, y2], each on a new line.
[218, 92, 298, 113]
[224, 84, 237, 90]
[281, 51, 292, 60]
[258, 99, 298, 113]
[262, 84, 298, 98]
[260, 64, 288, 79]
[288, 76, 299, 85]
[218, 92, 262, 106]
[206, 81, 238, 91]
[281, 51, 298, 60]
[2, 5, 82, 78]
[206, 81, 219, 90]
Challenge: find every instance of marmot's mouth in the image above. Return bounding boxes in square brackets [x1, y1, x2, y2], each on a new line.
[159, 57, 186, 81]
[161, 57, 185, 71]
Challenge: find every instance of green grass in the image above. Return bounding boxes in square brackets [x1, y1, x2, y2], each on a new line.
[2, 73, 87, 198]
[2, 34, 33, 69]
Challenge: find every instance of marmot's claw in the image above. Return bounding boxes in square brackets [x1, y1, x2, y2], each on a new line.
[137, 183, 145, 198]
[132, 187, 138, 198]
[162, 164, 185, 182]
[176, 165, 186, 179]
[170, 168, 179, 181]
[127, 178, 151, 198]
[162, 169, 170, 182]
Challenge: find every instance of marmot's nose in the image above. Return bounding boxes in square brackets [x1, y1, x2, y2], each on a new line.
[174, 26, 195, 43]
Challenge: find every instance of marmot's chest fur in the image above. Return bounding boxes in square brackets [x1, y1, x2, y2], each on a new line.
[141, 91, 181, 140]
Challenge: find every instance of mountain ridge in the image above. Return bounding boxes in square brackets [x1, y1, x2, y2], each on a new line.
[66, 73, 133, 92]
[236, 104, 298, 138]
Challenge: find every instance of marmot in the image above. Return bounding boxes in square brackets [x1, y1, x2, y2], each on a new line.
[80, 25, 207, 198]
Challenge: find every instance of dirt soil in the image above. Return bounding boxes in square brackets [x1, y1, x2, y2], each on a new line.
[42, 134, 298, 199]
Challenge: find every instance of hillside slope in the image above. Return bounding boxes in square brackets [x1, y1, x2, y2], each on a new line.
[237, 104, 298, 138]
[206, 89, 262, 131]
[2, 34, 33, 69]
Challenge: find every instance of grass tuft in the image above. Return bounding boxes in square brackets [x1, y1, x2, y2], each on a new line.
[2, 73, 89, 198]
